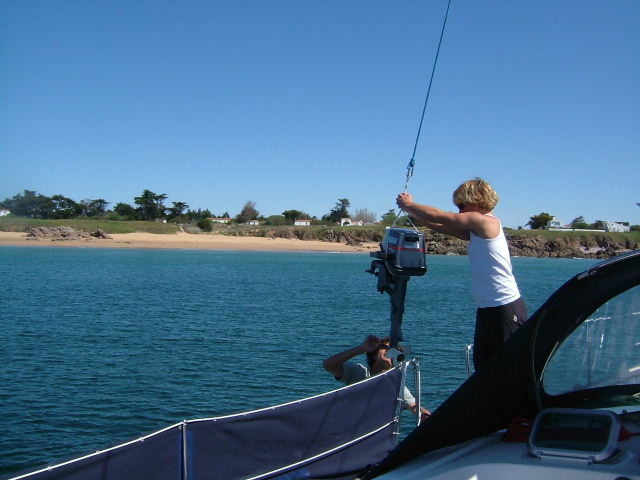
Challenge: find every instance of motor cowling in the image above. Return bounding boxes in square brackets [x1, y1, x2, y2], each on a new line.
[379, 227, 427, 277]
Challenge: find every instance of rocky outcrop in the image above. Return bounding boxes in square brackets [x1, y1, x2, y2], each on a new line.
[423, 231, 637, 259]
[225, 227, 637, 259]
[26, 224, 629, 258]
[309, 229, 636, 258]
[91, 229, 113, 239]
[506, 233, 638, 259]
[27, 226, 112, 241]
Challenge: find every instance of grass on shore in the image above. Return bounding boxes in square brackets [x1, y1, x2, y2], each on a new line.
[503, 227, 640, 243]
[1, 216, 638, 244]
[0, 216, 181, 234]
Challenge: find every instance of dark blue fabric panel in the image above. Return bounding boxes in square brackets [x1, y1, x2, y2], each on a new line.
[14, 426, 182, 480]
[11, 369, 402, 480]
[277, 423, 397, 480]
[188, 368, 402, 480]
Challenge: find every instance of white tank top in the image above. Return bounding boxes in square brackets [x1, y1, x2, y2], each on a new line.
[467, 216, 520, 308]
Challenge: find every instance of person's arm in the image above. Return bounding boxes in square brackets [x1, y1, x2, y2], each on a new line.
[396, 193, 497, 240]
[396, 192, 469, 239]
[421, 218, 469, 239]
[405, 401, 432, 422]
[419, 406, 431, 423]
[322, 335, 379, 378]
[402, 386, 432, 422]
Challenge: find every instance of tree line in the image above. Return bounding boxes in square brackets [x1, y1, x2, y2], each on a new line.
[0, 190, 403, 230]
[4, 190, 636, 232]
[0, 189, 216, 224]
[526, 212, 638, 231]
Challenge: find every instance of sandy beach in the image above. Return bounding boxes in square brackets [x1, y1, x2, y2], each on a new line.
[0, 231, 379, 253]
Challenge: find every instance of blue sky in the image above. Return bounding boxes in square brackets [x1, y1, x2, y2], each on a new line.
[1, 0, 638, 228]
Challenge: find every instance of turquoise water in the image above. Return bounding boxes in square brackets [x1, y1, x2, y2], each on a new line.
[0, 246, 597, 477]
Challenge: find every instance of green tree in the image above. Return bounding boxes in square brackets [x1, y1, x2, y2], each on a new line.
[134, 190, 168, 220]
[197, 217, 213, 231]
[322, 198, 350, 223]
[266, 215, 287, 226]
[85, 199, 109, 217]
[527, 212, 553, 230]
[282, 209, 304, 224]
[186, 208, 212, 222]
[235, 201, 259, 223]
[570, 216, 590, 229]
[282, 209, 312, 224]
[35, 195, 55, 219]
[2, 190, 47, 218]
[78, 199, 92, 217]
[168, 201, 189, 220]
[398, 215, 412, 226]
[114, 202, 137, 220]
[381, 209, 397, 226]
[50, 195, 80, 219]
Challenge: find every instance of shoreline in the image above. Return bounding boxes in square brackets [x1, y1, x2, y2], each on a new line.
[0, 231, 379, 253]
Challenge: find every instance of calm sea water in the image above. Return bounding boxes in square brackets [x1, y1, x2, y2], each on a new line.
[0, 246, 598, 477]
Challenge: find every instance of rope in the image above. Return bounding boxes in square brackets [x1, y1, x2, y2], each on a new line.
[403, 0, 453, 193]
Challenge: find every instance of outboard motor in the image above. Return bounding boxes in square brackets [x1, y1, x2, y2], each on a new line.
[367, 227, 427, 348]
[380, 227, 427, 276]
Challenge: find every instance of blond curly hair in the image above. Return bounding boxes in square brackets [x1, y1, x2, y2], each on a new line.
[452, 178, 499, 211]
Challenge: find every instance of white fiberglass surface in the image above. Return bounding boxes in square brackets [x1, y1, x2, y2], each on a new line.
[379, 434, 640, 480]
[389, 463, 636, 480]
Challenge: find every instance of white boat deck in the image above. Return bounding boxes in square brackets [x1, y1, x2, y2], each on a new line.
[380, 419, 640, 480]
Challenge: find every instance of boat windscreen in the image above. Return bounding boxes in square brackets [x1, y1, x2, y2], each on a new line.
[543, 284, 640, 397]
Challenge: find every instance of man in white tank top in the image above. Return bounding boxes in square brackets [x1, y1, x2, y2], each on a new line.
[396, 178, 527, 370]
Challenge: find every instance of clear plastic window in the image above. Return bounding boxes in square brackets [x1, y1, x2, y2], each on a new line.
[543, 285, 640, 396]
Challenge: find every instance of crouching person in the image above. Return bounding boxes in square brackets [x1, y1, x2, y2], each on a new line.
[323, 334, 430, 422]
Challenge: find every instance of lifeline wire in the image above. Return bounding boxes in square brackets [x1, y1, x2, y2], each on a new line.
[403, 0, 453, 193]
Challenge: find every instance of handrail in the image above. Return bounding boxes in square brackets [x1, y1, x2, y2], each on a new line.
[409, 357, 422, 426]
[465, 344, 474, 378]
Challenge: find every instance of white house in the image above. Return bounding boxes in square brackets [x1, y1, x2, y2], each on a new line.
[210, 217, 231, 224]
[0, 209, 10, 217]
[605, 221, 630, 233]
[340, 217, 363, 226]
[294, 219, 312, 226]
[546, 217, 564, 229]
[547, 216, 630, 233]
[246, 220, 259, 226]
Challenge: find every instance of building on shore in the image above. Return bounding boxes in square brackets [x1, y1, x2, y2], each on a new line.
[546, 216, 630, 233]
[605, 221, 631, 232]
[340, 217, 364, 226]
